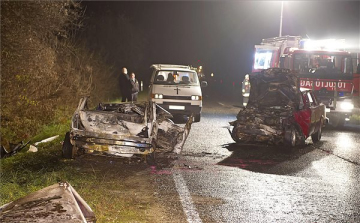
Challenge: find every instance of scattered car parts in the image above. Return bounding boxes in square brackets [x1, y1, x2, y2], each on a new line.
[0, 141, 30, 159]
[0, 182, 96, 222]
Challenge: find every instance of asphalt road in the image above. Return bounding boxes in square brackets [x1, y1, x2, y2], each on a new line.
[153, 93, 360, 223]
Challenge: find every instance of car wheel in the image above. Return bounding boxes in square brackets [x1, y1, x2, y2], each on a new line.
[146, 152, 156, 166]
[284, 126, 296, 147]
[194, 114, 201, 122]
[62, 132, 74, 159]
[311, 120, 322, 143]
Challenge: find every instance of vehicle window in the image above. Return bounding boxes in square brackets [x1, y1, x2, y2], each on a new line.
[307, 92, 317, 106]
[302, 93, 310, 107]
[154, 70, 199, 85]
[254, 49, 274, 70]
[294, 53, 353, 76]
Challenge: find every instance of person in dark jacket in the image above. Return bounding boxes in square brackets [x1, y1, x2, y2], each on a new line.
[119, 67, 131, 102]
[130, 72, 139, 102]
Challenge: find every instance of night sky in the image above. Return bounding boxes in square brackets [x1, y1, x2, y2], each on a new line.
[83, 1, 360, 83]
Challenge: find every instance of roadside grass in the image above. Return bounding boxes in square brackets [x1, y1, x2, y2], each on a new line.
[110, 89, 149, 103]
[0, 140, 155, 222]
[0, 99, 159, 223]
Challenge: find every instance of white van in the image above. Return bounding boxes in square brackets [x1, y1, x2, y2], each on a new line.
[149, 64, 207, 122]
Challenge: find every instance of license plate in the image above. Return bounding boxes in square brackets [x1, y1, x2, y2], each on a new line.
[169, 105, 185, 110]
[109, 146, 137, 154]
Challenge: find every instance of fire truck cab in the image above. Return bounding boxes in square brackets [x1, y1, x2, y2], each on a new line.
[252, 36, 360, 127]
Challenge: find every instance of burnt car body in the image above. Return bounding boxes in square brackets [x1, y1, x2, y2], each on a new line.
[230, 68, 328, 147]
[62, 97, 192, 162]
[0, 182, 96, 223]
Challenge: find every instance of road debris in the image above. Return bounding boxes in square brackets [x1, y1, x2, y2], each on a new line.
[0, 182, 96, 222]
[27, 145, 38, 153]
[0, 141, 30, 159]
[34, 135, 59, 146]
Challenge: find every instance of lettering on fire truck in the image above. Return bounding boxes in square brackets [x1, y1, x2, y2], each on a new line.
[300, 79, 352, 92]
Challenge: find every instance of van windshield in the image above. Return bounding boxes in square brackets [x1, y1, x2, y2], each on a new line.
[154, 70, 199, 85]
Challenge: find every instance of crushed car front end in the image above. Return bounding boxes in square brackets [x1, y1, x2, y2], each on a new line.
[68, 97, 156, 158]
[229, 68, 306, 146]
[63, 97, 193, 160]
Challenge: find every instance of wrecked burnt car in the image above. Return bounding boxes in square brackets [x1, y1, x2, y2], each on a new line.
[229, 68, 328, 147]
[62, 97, 192, 163]
[0, 182, 96, 222]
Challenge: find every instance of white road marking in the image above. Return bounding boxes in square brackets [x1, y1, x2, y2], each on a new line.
[172, 171, 203, 223]
[218, 102, 225, 106]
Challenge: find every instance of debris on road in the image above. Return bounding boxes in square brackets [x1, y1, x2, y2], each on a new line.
[34, 135, 59, 146]
[0, 182, 96, 222]
[0, 141, 30, 159]
[27, 145, 38, 153]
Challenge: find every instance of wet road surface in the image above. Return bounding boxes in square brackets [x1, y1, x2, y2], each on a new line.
[153, 94, 360, 223]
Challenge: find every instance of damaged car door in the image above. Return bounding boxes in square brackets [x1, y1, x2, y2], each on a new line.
[62, 97, 192, 164]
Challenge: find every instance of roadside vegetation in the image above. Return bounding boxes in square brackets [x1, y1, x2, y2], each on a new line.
[1, 1, 152, 222]
[0, 123, 162, 222]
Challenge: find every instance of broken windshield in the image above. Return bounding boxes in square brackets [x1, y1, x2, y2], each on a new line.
[293, 53, 353, 78]
[154, 70, 199, 85]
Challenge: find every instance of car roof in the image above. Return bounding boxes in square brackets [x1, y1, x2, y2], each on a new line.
[151, 64, 196, 73]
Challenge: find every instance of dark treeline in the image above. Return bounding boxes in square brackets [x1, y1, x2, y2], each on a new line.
[78, 2, 147, 75]
[0, 0, 143, 146]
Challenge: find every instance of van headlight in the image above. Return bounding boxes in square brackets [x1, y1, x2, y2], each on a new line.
[338, 101, 354, 111]
[191, 95, 201, 100]
[153, 93, 163, 99]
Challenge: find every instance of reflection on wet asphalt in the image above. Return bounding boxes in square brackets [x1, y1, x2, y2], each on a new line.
[159, 97, 360, 223]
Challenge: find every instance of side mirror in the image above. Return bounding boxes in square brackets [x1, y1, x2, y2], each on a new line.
[201, 81, 208, 88]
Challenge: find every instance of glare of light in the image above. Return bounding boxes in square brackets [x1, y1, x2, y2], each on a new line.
[211, 73, 214, 77]
[191, 95, 200, 100]
[302, 39, 346, 51]
[254, 51, 273, 69]
[334, 133, 354, 151]
[338, 101, 354, 111]
[154, 93, 163, 99]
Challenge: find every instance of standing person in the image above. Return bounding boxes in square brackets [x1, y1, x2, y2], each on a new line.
[130, 72, 139, 102]
[242, 74, 251, 107]
[119, 67, 131, 102]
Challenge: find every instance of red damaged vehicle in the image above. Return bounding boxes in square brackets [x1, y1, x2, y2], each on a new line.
[230, 68, 329, 147]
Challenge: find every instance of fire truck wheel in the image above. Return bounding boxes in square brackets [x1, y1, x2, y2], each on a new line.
[284, 126, 296, 147]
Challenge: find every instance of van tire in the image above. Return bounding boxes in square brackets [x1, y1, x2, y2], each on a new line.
[194, 114, 201, 122]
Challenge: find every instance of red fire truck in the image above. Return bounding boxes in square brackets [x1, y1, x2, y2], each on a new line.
[252, 36, 360, 127]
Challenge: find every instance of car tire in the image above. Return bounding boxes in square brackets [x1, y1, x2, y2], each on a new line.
[311, 120, 322, 143]
[284, 126, 296, 147]
[62, 132, 74, 159]
[194, 114, 201, 122]
[146, 152, 156, 166]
